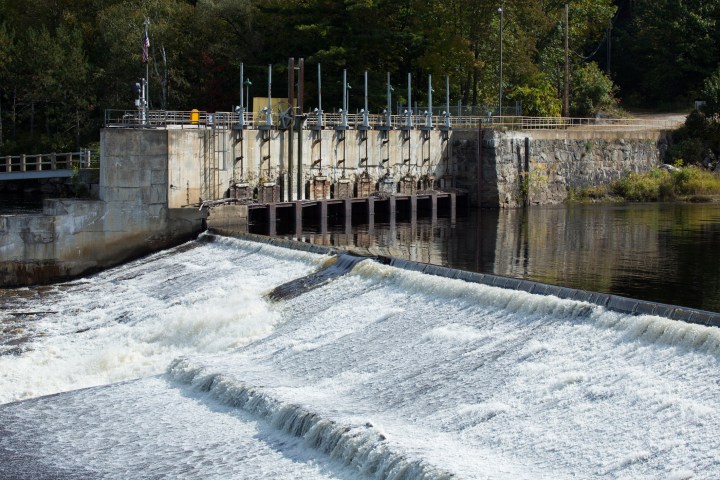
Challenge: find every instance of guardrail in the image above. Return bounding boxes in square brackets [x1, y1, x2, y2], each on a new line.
[105, 109, 684, 132]
[1, 150, 92, 180]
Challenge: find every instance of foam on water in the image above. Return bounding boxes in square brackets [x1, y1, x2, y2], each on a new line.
[163, 257, 720, 478]
[0, 235, 328, 404]
[3, 236, 720, 478]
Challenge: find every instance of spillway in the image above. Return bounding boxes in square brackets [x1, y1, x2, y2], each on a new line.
[1, 234, 719, 479]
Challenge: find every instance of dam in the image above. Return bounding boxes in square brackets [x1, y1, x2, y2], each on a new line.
[1, 233, 719, 478]
[1, 101, 676, 288]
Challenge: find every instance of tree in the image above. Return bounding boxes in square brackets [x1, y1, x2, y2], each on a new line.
[613, 0, 720, 104]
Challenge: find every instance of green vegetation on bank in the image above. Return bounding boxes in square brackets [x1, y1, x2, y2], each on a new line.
[570, 164, 720, 203]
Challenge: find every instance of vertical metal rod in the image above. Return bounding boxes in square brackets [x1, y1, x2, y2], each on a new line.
[428, 74, 433, 128]
[445, 75, 451, 129]
[318, 64, 322, 111]
[343, 69, 347, 112]
[363, 71, 369, 128]
[267, 64, 272, 127]
[145, 17, 150, 122]
[386, 72, 392, 127]
[288, 58, 295, 201]
[342, 68, 348, 128]
[239, 63, 245, 129]
[407, 73, 412, 128]
[317, 63, 323, 128]
[297, 58, 305, 200]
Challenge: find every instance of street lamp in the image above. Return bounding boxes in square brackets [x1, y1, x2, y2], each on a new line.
[498, 1, 504, 117]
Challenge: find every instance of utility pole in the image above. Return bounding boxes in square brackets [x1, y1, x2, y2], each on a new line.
[564, 2, 569, 118]
[498, 0, 504, 117]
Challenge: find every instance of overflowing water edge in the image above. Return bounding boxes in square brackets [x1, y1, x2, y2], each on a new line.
[1, 232, 719, 478]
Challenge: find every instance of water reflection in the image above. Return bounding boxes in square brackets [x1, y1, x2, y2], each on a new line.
[254, 203, 720, 313]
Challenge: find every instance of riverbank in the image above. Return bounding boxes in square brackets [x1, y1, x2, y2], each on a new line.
[569, 164, 720, 203]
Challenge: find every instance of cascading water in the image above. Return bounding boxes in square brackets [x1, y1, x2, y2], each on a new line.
[1, 233, 719, 479]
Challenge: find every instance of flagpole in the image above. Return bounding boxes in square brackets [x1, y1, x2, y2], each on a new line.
[144, 18, 150, 123]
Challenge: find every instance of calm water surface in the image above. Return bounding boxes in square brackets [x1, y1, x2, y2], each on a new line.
[251, 203, 720, 313]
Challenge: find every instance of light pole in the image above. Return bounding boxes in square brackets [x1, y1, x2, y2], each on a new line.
[498, 1, 504, 117]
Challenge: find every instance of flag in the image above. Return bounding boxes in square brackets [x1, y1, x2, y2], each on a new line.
[142, 30, 150, 63]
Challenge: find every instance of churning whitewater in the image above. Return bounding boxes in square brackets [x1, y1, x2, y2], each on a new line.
[1, 234, 719, 479]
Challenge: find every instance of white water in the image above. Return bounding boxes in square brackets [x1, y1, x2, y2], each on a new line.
[0, 235, 327, 404]
[2, 236, 720, 478]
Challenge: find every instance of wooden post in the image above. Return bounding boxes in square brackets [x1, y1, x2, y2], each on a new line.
[51, 152, 57, 170]
[4, 156, 10, 173]
[20, 154, 26, 172]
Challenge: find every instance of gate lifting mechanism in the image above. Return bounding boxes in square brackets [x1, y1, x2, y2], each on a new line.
[333, 69, 352, 198]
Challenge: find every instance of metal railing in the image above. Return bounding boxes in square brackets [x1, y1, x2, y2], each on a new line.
[1, 150, 92, 175]
[104, 109, 684, 132]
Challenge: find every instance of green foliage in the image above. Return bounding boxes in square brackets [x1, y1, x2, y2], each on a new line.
[611, 169, 672, 202]
[568, 184, 609, 202]
[0, 0, 623, 154]
[701, 67, 720, 118]
[507, 78, 561, 117]
[610, 167, 720, 202]
[613, 0, 720, 105]
[668, 110, 720, 166]
[667, 138, 704, 165]
[570, 62, 617, 117]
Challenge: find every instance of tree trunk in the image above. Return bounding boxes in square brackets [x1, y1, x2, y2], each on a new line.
[472, 43, 479, 107]
[0, 93, 3, 148]
[12, 88, 16, 140]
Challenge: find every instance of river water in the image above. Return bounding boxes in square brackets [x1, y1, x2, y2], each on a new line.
[259, 202, 720, 313]
[1, 234, 720, 478]
[2, 204, 720, 478]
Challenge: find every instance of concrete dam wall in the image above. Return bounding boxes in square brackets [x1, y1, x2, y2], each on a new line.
[0, 124, 671, 286]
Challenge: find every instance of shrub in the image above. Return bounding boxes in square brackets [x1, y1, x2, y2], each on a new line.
[610, 166, 720, 201]
[667, 137, 704, 165]
[701, 67, 720, 119]
[570, 62, 618, 117]
[508, 79, 562, 117]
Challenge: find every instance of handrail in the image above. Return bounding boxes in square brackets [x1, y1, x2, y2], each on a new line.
[1, 150, 92, 174]
[104, 109, 684, 132]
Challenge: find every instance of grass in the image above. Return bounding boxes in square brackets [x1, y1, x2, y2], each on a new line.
[570, 166, 720, 203]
